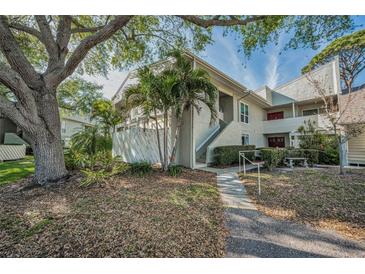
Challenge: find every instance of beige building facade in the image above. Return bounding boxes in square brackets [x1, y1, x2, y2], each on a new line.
[112, 52, 364, 167]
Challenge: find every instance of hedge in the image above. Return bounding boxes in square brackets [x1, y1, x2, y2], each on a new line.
[260, 148, 321, 171]
[260, 148, 286, 171]
[213, 145, 256, 165]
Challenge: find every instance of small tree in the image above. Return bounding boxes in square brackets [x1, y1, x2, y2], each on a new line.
[91, 99, 122, 135]
[303, 29, 365, 174]
[305, 74, 365, 174]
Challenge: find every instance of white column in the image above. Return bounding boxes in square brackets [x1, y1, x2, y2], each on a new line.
[292, 102, 296, 118]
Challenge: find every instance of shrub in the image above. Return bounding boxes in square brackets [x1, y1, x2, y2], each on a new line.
[167, 165, 183, 177]
[64, 148, 90, 170]
[298, 121, 339, 165]
[129, 162, 152, 177]
[260, 148, 286, 171]
[286, 149, 319, 166]
[111, 162, 131, 175]
[214, 145, 256, 165]
[80, 169, 109, 187]
[319, 147, 339, 165]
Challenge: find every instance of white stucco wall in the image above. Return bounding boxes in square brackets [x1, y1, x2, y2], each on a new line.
[274, 60, 340, 101]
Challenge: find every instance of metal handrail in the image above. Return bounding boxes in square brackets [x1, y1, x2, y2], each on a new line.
[239, 150, 262, 196]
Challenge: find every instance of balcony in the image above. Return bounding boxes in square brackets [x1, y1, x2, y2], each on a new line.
[262, 114, 331, 134]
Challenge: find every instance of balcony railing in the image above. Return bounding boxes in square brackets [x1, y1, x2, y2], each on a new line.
[262, 114, 331, 134]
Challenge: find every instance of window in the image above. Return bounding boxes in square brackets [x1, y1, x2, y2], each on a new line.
[302, 108, 319, 116]
[240, 103, 249, 123]
[242, 134, 249, 145]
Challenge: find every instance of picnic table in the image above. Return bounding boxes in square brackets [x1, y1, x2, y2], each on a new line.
[285, 157, 308, 169]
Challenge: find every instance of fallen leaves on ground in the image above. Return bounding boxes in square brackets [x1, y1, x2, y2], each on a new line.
[0, 169, 226, 257]
[240, 167, 365, 241]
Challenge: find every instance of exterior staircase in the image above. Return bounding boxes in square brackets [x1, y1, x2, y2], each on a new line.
[196, 119, 227, 163]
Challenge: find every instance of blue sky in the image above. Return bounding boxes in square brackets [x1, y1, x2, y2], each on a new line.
[93, 16, 365, 99]
[199, 15, 365, 91]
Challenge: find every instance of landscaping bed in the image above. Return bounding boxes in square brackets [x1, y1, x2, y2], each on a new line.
[240, 168, 365, 241]
[0, 169, 226, 257]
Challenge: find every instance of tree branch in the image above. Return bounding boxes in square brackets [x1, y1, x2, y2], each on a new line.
[56, 16, 72, 62]
[0, 63, 38, 117]
[0, 16, 41, 90]
[57, 15, 133, 84]
[177, 15, 267, 28]
[8, 22, 43, 41]
[35, 15, 58, 64]
[0, 94, 36, 133]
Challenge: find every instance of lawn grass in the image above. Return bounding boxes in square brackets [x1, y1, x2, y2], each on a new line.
[240, 168, 365, 241]
[0, 156, 34, 186]
[0, 168, 226, 257]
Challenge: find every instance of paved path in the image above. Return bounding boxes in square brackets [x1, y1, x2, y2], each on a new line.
[198, 166, 365, 258]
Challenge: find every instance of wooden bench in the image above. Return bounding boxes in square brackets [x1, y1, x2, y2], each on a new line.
[285, 157, 308, 169]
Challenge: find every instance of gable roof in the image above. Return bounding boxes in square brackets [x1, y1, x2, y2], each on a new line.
[112, 50, 272, 108]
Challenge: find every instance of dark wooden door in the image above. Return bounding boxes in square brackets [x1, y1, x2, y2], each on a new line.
[268, 137, 285, 148]
[267, 111, 284, 120]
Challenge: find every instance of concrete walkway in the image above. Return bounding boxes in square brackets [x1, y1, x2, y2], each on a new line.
[198, 166, 365, 258]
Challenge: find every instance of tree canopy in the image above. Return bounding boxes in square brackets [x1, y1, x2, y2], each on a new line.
[302, 28, 365, 73]
[58, 78, 103, 113]
[302, 28, 365, 92]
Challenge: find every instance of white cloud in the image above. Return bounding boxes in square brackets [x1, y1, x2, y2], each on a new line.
[214, 35, 258, 89]
[264, 37, 284, 89]
[83, 70, 129, 99]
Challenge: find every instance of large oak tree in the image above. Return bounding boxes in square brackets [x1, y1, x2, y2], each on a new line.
[0, 15, 354, 184]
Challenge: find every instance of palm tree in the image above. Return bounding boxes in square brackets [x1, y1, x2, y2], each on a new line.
[122, 50, 217, 170]
[70, 126, 111, 156]
[123, 67, 177, 170]
[168, 50, 217, 163]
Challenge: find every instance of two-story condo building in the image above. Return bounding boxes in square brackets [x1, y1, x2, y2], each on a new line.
[112, 51, 364, 167]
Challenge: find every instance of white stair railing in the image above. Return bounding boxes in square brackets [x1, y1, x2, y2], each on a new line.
[239, 150, 262, 196]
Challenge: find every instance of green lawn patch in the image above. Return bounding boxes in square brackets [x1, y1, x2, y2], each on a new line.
[0, 156, 34, 186]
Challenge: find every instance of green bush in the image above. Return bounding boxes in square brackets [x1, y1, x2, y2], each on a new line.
[167, 165, 183, 177]
[80, 169, 109, 187]
[260, 148, 286, 171]
[130, 162, 152, 177]
[298, 121, 339, 165]
[319, 147, 339, 165]
[214, 145, 256, 165]
[111, 162, 131, 175]
[286, 149, 319, 166]
[64, 148, 90, 170]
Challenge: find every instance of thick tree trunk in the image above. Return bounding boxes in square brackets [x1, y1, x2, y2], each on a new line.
[32, 134, 68, 184]
[29, 90, 68, 185]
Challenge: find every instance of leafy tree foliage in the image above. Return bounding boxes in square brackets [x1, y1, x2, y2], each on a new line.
[91, 99, 122, 134]
[302, 28, 365, 92]
[58, 78, 103, 113]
